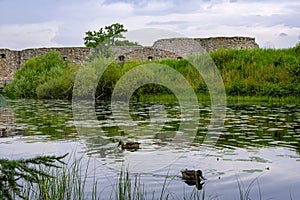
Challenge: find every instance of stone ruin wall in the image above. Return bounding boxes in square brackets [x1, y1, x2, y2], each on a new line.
[122, 47, 179, 61]
[0, 47, 92, 83]
[152, 36, 259, 57]
[20, 47, 92, 66]
[152, 38, 206, 58]
[0, 36, 259, 82]
[195, 37, 259, 52]
[0, 49, 20, 83]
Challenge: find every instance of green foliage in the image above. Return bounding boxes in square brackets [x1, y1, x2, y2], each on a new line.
[5, 51, 79, 99]
[0, 94, 6, 107]
[211, 47, 300, 97]
[114, 39, 141, 46]
[84, 23, 139, 47]
[96, 62, 122, 99]
[73, 53, 114, 98]
[36, 62, 79, 99]
[5, 46, 300, 100]
[5, 51, 64, 98]
[0, 154, 68, 199]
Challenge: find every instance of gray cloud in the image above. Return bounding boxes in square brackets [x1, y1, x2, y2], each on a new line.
[0, 0, 103, 25]
[0, 0, 299, 49]
[279, 32, 288, 37]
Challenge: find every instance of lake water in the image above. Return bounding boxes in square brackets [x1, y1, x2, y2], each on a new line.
[0, 99, 299, 199]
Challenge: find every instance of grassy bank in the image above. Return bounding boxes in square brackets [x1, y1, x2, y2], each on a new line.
[132, 93, 300, 105]
[4, 44, 300, 100]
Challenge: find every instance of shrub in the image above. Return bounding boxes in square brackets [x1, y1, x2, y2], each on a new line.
[262, 84, 286, 97]
[5, 51, 73, 98]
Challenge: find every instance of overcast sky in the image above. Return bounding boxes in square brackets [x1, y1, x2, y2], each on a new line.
[0, 0, 299, 50]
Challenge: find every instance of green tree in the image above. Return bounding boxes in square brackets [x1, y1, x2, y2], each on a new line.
[84, 23, 140, 47]
[114, 39, 141, 46]
[84, 23, 127, 47]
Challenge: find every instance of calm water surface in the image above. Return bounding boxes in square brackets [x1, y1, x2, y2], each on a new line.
[0, 99, 299, 199]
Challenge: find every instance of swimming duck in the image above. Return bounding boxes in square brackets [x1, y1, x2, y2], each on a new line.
[118, 141, 140, 150]
[181, 169, 206, 181]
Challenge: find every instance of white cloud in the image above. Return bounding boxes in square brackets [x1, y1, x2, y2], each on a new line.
[0, 22, 59, 50]
[124, 28, 184, 46]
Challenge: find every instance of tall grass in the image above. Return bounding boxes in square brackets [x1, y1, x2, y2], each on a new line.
[236, 175, 262, 200]
[20, 156, 206, 200]
[17, 154, 299, 200]
[23, 156, 91, 200]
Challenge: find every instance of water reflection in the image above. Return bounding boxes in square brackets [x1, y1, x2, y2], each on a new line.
[0, 102, 25, 137]
[1, 99, 299, 199]
[4, 100, 300, 156]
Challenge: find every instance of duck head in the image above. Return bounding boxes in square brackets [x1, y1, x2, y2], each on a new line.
[197, 170, 206, 180]
[118, 141, 124, 147]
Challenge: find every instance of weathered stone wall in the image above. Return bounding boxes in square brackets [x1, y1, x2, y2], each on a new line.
[0, 36, 259, 81]
[111, 46, 144, 57]
[0, 49, 20, 81]
[20, 47, 92, 66]
[195, 36, 259, 52]
[153, 36, 259, 57]
[0, 47, 92, 82]
[152, 38, 206, 58]
[122, 48, 179, 61]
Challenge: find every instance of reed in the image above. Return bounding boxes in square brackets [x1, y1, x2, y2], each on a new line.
[11, 155, 294, 200]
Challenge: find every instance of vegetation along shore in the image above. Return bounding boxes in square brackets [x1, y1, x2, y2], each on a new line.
[3, 43, 300, 101]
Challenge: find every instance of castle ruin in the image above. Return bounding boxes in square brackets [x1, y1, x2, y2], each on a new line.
[0, 36, 259, 83]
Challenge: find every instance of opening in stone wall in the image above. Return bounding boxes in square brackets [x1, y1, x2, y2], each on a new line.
[177, 56, 183, 60]
[148, 56, 153, 61]
[0, 54, 6, 59]
[63, 56, 68, 61]
[118, 55, 125, 61]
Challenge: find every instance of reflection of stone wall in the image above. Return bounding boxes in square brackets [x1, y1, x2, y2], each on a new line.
[0, 108, 25, 137]
[0, 36, 259, 81]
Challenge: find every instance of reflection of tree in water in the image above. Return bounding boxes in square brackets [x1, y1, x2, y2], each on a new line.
[5, 99, 300, 156]
[84, 101, 181, 157]
[0, 94, 6, 107]
[195, 104, 300, 155]
[87, 102, 300, 158]
[8, 100, 77, 139]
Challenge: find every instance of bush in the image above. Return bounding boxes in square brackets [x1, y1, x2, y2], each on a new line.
[5, 52, 64, 98]
[36, 62, 79, 99]
[227, 80, 247, 96]
[5, 51, 79, 99]
[262, 84, 286, 97]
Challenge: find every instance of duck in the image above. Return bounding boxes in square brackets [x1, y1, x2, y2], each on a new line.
[181, 169, 206, 181]
[181, 169, 206, 190]
[118, 141, 140, 151]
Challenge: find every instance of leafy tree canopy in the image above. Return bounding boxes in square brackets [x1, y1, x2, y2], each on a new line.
[84, 23, 140, 47]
